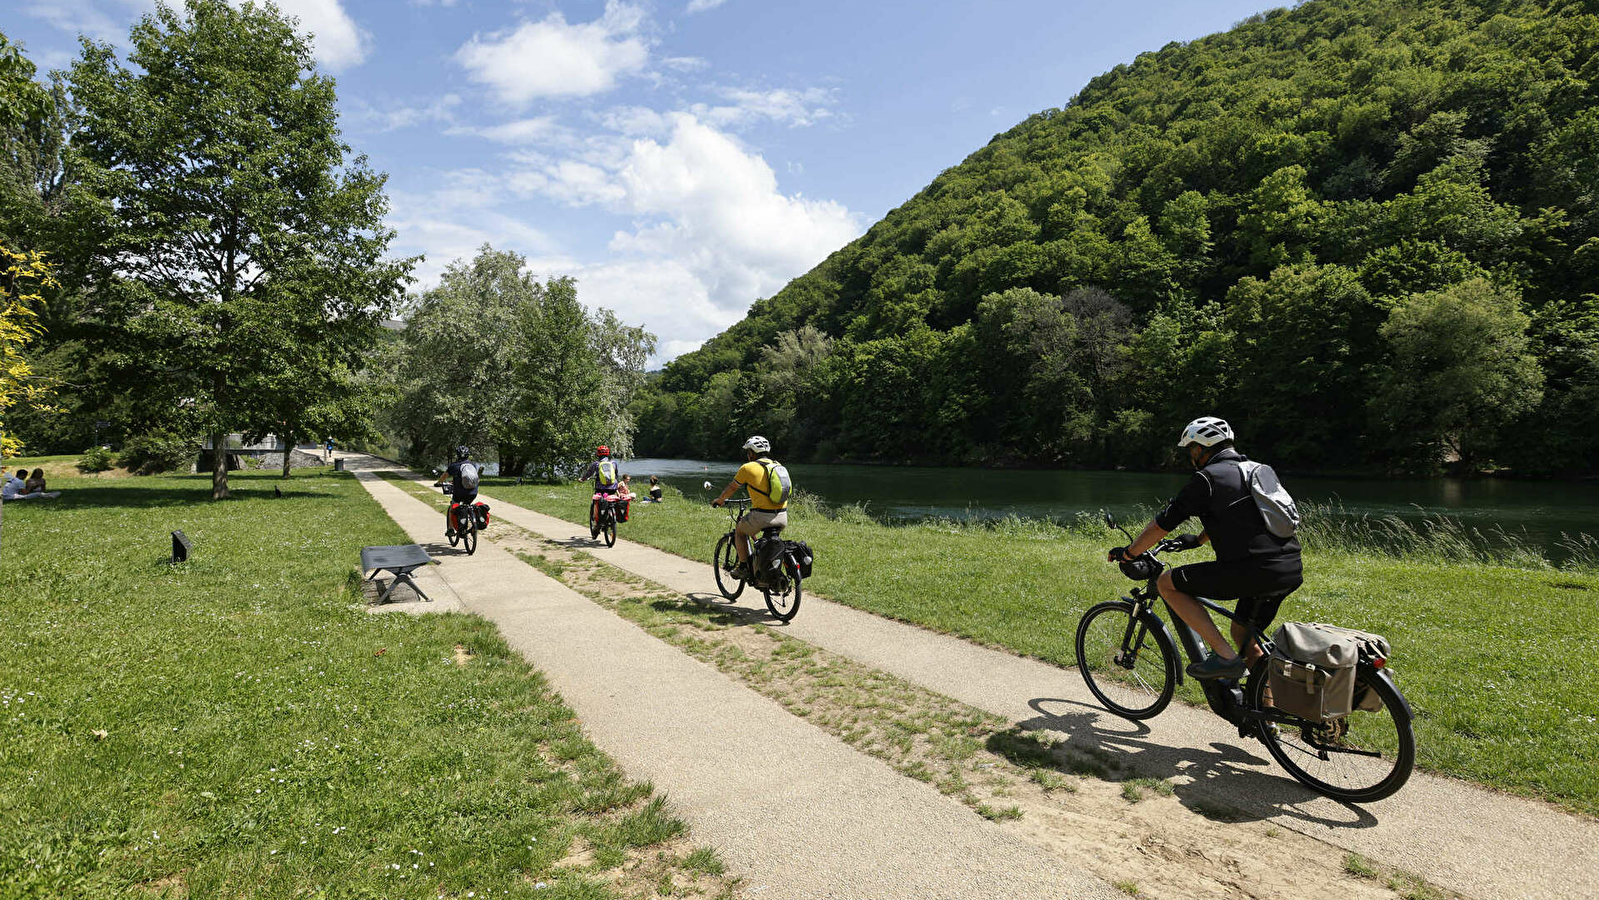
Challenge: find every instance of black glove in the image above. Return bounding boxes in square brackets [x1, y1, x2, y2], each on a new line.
[1171, 534, 1203, 551]
[1108, 546, 1131, 562]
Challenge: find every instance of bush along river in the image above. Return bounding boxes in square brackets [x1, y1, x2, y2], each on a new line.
[618, 457, 1599, 566]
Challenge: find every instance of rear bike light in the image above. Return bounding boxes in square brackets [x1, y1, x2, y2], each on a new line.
[1371, 657, 1386, 669]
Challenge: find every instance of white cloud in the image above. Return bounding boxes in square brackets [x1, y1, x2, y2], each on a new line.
[661, 56, 710, 71]
[270, 0, 369, 70]
[517, 113, 861, 344]
[446, 116, 564, 144]
[24, 0, 151, 44]
[685, 0, 732, 13]
[350, 94, 461, 132]
[454, 1, 650, 106]
[691, 87, 836, 128]
[386, 172, 561, 288]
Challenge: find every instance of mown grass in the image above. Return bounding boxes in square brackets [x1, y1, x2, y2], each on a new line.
[0, 462, 731, 899]
[475, 477, 1599, 816]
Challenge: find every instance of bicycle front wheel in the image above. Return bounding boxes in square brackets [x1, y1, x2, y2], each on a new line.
[1075, 601, 1179, 720]
[764, 563, 801, 622]
[713, 533, 744, 600]
[1251, 665, 1415, 803]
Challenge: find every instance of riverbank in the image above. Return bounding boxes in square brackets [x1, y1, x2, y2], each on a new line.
[474, 478, 1599, 817]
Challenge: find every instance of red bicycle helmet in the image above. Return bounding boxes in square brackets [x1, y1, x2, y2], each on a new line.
[596, 445, 610, 457]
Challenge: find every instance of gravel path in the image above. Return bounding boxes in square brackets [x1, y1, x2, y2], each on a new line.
[352, 469, 1118, 900]
[449, 477, 1599, 900]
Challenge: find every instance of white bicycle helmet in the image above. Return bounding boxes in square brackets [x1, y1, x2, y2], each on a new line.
[1177, 417, 1234, 448]
[742, 435, 771, 454]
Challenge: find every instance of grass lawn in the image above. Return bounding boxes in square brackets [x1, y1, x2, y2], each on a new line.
[472, 477, 1599, 817]
[0, 461, 733, 899]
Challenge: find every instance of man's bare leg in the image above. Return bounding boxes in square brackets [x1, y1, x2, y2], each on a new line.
[1157, 570, 1238, 660]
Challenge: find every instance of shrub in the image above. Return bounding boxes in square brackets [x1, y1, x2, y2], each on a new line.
[77, 445, 116, 473]
[120, 430, 198, 475]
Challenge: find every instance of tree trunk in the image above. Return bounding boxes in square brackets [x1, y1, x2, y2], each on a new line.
[211, 429, 229, 500]
[281, 427, 294, 479]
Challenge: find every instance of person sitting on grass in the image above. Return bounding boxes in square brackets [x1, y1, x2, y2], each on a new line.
[617, 474, 635, 502]
[1, 468, 25, 500]
[648, 475, 663, 503]
[4, 468, 60, 500]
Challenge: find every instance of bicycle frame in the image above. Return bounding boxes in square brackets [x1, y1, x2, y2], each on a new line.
[1121, 572, 1284, 729]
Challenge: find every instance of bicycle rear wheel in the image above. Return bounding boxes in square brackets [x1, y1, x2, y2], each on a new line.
[1075, 601, 1179, 719]
[603, 520, 617, 547]
[764, 562, 801, 622]
[713, 533, 744, 600]
[463, 525, 477, 556]
[1250, 665, 1414, 803]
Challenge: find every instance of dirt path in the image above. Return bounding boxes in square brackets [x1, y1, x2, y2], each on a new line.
[351, 470, 1119, 900]
[439, 477, 1598, 900]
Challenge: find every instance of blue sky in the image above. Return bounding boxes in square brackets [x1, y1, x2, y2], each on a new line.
[8, 0, 1273, 361]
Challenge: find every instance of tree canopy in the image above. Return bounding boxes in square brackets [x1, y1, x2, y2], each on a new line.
[642, 0, 1599, 475]
[63, 0, 414, 496]
[389, 245, 655, 478]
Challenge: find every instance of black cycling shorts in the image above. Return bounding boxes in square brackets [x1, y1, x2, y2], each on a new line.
[1170, 558, 1302, 629]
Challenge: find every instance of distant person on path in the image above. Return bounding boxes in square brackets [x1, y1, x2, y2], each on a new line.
[712, 435, 792, 580]
[434, 445, 481, 538]
[1107, 417, 1302, 680]
[579, 446, 622, 530]
[648, 475, 663, 503]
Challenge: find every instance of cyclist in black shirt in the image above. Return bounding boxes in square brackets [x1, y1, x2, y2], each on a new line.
[1108, 417, 1303, 680]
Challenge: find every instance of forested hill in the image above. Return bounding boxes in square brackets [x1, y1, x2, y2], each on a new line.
[633, 0, 1599, 475]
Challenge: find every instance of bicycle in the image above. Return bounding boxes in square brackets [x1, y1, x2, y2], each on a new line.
[712, 499, 803, 621]
[1075, 511, 1415, 803]
[441, 484, 480, 556]
[590, 493, 621, 547]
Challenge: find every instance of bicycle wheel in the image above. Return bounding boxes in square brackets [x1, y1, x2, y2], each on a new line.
[1075, 601, 1179, 720]
[463, 525, 477, 556]
[764, 561, 801, 622]
[603, 520, 617, 547]
[712, 533, 744, 600]
[1250, 665, 1415, 803]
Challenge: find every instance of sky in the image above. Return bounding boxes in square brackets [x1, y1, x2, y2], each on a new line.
[7, 0, 1274, 363]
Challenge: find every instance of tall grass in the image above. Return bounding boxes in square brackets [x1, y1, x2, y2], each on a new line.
[792, 489, 1597, 572]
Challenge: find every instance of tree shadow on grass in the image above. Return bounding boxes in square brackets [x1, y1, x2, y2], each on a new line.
[10, 474, 348, 511]
[1011, 697, 1380, 830]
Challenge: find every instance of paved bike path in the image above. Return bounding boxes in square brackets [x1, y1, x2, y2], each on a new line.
[354, 471, 1117, 900]
[465, 483, 1599, 900]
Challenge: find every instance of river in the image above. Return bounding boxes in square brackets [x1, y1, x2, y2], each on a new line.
[618, 457, 1598, 559]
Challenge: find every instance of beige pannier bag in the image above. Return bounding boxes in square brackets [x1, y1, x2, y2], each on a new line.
[1268, 622, 1362, 721]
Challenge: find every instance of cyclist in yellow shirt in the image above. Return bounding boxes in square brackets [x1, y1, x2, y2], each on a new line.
[712, 435, 789, 580]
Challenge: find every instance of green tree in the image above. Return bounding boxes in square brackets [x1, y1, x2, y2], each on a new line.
[69, 0, 413, 498]
[393, 246, 653, 478]
[1373, 279, 1544, 472]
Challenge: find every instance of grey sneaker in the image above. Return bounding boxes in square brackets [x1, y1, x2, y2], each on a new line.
[1187, 654, 1247, 680]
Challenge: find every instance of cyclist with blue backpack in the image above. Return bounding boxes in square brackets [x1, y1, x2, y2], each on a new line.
[435, 445, 482, 538]
[1108, 417, 1302, 681]
[712, 435, 792, 581]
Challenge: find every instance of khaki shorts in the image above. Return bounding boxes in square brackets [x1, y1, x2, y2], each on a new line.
[736, 508, 788, 538]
